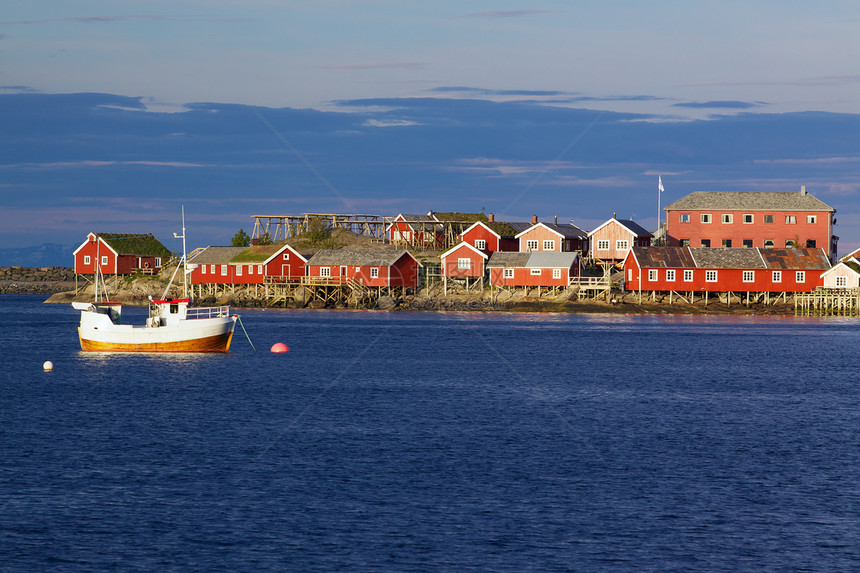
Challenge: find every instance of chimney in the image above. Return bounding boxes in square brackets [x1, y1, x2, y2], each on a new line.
[800, 185, 807, 196]
[554, 215, 558, 225]
[488, 213, 495, 222]
[532, 215, 538, 224]
[613, 212, 616, 219]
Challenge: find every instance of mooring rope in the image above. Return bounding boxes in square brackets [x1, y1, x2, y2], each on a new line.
[236, 315, 257, 351]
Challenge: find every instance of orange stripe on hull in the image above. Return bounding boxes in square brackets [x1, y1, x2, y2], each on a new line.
[79, 330, 235, 353]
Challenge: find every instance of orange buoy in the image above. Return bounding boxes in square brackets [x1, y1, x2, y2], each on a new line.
[270, 342, 289, 353]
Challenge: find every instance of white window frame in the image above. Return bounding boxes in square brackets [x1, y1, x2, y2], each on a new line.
[221, 265, 227, 276]
[457, 258, 471, 270]
[786, 215, 797, 224]
[283, 253, 290, 260]
[154, 257, 161, 267]
[370, 267, 379, 279]
[648, 269, 658, 281]
[503, 268, 514, 279]
[320, 267, 331, 277]
[202, 265, 207, 274]
[764, 214, 774, 223]
[526, 240, 539, 252]
[796, 271, 806, 283]
[743, 270, 755, 283]
[683, 269, 694, 282]
[763, 239, 774, 248]
[743, 214, 754, 224]
[236, 265, 243, 276]
[542, 240, 555, 251]
[772, 271, 782, 283]
[474, 239, 486, 250]
[836, 276, 847, 287]
[701, 214, 712, 224]
[552, 268, 562, 279]
[210, 264, 215, 274]
[616, 240, 629, 251]
[666, 269, 676, 282]
[807, 215, 817, 224]
[722, 214, 733, 224]
[530, 268, 542, 275]
[680, 214, 690, 223]
[597, 240, 610, 251]
[84, 255, 91, 265]
[705, 270, 718, 282]
[101, 255, 109, 266]
[257, 265, 263, 274]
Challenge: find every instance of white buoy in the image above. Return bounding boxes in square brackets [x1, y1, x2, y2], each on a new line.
[43, 361, 54, 372]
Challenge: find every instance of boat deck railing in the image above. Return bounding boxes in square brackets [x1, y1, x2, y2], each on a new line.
[186, 306, 231, 319]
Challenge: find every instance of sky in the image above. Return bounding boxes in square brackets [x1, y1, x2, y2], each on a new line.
[3, 1, 860, 262]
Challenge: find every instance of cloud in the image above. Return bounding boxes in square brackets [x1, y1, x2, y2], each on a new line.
[753, 156, 860, 166]
[0, 160, 209, 170]
[674, 101, 764, 110]
[459, 10, 558, 19]
[362, 119, 421, 128]
[0, 85, 39, 94]
[431, 86, 572, 97]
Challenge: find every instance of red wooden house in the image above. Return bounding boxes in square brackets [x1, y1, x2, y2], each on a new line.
[440, 242, 489, 292]
[516, 221, 589, 255]
[188, 246, 248, 285]
[487, 252, 580, 289]
[458, 217, 530, 253]
[588, 217, 652, 262]
[306, 248, 422, 288]
[386, 213, 440, 246]
[664, 188, 838, 261]
[229, 243, 316, 284]
[623, 246, 830, 293]
[73, 232, 171, 275]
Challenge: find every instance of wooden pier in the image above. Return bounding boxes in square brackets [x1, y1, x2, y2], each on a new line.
[795, 289, 860, 316]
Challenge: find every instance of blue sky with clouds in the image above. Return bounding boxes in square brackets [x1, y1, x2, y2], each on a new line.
[3, 2, 860, 260]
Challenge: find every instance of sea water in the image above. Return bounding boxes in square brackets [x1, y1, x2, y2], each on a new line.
[1, 294, 859, 571]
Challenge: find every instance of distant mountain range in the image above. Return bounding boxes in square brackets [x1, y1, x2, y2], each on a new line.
[0, 243, 76, 268]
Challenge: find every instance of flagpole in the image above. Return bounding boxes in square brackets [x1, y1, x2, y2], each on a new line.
[657, 175, 662, 244]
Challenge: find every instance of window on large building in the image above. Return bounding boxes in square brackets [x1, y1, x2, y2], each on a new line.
[806, 239, 817, 248]
[680, 214, 691, 223]
[722, 239, 732, 247]
[705, 270, 718, 282]
[743, 271, 755, 283]
[701, 214, 712, 223]
[680, 239, 690, 247]
[763, 239, 774, 248]
[796, 271, 805, 283]
[526, 240, 538, 251]
[807, 215, 817, 224]
[722, 214, 733, 224]
[743, 239, 753, 248]
[772, 271, 782, 283]
[786, 215, 797, 224]
[648, 269, 658, 281]
[666, 269, 676, 282]
[701, 239, 711, 247]
[684, 270, 694, 282]
[764, 215, 774, 223]
[743, 214, 754, 224]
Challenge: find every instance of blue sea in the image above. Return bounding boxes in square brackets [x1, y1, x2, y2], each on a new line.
[1, 294, 859, 572]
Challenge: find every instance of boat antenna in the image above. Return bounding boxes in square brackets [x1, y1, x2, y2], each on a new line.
[161, 206, 188, 301]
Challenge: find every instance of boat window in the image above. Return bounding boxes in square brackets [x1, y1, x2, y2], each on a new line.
[170, 303, 179, 314]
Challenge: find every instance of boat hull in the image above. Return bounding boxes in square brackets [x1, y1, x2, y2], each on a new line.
[79, 328, 234, 352]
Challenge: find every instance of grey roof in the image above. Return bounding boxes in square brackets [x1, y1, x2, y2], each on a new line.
[759, 248, 831, 270]
[542, 223, 588, 239]
[486, 252, 531, 268]
[664, 191, 835, 212]
[525, 252, 579, 268]
[616, 219, 653, 236]
[188, 246, 247, 265]
[505, 222, 534, 233]
[307, 248, 415, 267]
[689, 247, 767, 269]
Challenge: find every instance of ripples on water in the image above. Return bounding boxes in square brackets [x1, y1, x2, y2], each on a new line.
[1, 295, 859, 571]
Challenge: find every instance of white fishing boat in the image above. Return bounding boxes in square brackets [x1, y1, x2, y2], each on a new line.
[73, 208, 237, 353]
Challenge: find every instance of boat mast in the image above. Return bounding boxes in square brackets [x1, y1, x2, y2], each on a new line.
[174, 206, 188, 299]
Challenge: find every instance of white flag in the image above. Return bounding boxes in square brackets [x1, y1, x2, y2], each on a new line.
[658, 175, 664, 193]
